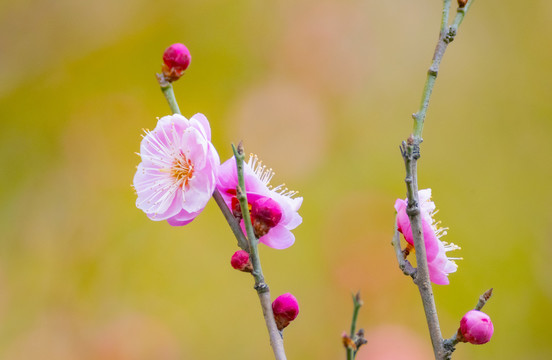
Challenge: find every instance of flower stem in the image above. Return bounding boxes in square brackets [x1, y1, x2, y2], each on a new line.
[412, 0, 474, 143]
[212, 189, 250, 252]
[400, 1, 476, 359]
[346, 292, 363, 360]
[157, 74, 181, 115]
[391, 218, 416, 277]
[401, 140, 444, 359]
[232, 143, 287, 360]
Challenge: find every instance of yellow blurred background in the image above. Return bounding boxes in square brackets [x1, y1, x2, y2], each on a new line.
[1, 0, 551, 359]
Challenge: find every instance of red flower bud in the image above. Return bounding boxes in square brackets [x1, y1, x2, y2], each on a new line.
[459, 310, 494, 345]
[251, 197, 282, 238]
[230, 250, 252, 272]
[162, 43, 191, 82]
[272, 293, 299, 331]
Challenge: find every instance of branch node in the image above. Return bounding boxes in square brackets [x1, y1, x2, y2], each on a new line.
[444, 26, 457, 43]
[254, 282, 270, 294]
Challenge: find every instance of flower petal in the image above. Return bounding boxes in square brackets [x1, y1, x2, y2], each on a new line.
[189, 113, 211, 141]
[259, 225, 295, 249]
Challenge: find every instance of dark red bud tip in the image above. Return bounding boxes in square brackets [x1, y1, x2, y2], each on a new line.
[460, 310, 494, 345]
[272, 293, 299, 331]
[162, 43, 191, 82]
[230, 250, 252, 272]
[458, 0, 468, 8]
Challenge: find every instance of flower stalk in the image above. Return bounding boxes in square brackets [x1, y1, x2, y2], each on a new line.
[345, 292, 365, 360]
[396, 1, 476, 359]
[156, 74, 181, 115]
[232, 143, 287, 360]
[411, 0, 475, 143]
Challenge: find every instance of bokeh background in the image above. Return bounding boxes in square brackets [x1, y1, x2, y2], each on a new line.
[1, 0, 551, 359]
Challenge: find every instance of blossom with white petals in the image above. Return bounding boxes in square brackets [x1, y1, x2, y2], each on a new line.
[133, 113, 219, 226]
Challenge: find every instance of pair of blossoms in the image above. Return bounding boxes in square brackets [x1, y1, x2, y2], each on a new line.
[133, 112, 302, 249]
[133, 111, 301, 329]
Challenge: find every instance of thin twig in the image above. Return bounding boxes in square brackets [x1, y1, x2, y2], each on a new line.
[233, 143, 287, 360]
[399, 1, 476, 359]
[391, 217, 416, 277]
[411, 0, 475, 142]
[343, 292, 366, 360]
[401, 139, 444, 359]
[212, 189, 250, 252]
[474, 288, 493, 311]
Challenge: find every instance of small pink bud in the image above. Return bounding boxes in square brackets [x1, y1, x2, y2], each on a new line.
[459, 310, 494, 345]
[272, 293, 299, 331]
[162, 43, 191, 82]
[251, 197, 282, 238]
[230, 250, 252, 272]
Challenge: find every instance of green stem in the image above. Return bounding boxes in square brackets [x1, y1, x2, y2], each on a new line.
[452, 0, 475, 29]
[345, 292, 364, 360]
[412, 0, 475, 142]
[157, 74, 181, 115]
[232, 143, 287, 360]
[440, 0, 452, 35]
[232, 143, 265, 285]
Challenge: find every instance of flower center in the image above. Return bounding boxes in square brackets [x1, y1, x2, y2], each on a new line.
[170, 151, 194, 187]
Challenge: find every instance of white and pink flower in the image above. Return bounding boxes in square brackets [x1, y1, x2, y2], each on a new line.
[394, 189, 460, 285]
[133, 113, 219, 226]
[217, 155, 303, 249]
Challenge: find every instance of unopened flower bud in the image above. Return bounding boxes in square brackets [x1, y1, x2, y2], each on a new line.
[341, 332, 356, 350]
[162, 43, 191, 82]
[252, 197, 282, 238]
[457, 0, 468, 8]
[272, 293, 299, 331]
[230, 250, 252, 272]
[459, 310, 494, 345]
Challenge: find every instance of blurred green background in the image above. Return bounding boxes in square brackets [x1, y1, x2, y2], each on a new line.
[1, 0, 551, 359]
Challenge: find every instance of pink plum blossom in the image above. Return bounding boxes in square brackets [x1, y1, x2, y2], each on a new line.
[133, 113, 219, 226]
[272, 293, 299, 331]
[217, 155, 302, 249]
[460, 310, 494, 344]
[394, 189, 460, 285]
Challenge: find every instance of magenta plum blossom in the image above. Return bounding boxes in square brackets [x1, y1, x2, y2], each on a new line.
[272, 293, 299, 331]
[460, 310, 494, 345]
[133, 113, 219, 226]
[217, 155, 302, 249]
[394, 189, 460, 285]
